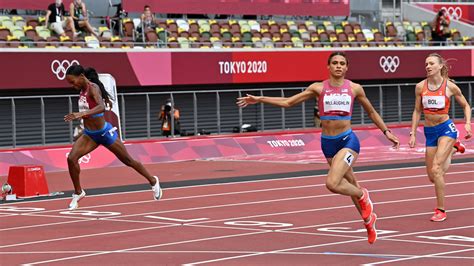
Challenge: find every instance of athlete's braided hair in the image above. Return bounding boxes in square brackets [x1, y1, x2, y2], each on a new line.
[84, 67, 113, 109]
[66, 65, 112, 109]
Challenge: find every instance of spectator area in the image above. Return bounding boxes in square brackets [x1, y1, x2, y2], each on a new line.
[0, 15, 471, 49]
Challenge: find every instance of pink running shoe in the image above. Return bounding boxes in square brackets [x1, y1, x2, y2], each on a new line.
[430, 209, 447, 222]
[364, 213, 378, 244]
[453, 140, 465, 154]
[358, 188, 373, 220]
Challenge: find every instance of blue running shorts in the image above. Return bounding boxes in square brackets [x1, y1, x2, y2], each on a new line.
[321, 129, 360, 159]
[83, 122, 118, 146]
[424, 119, 458, 147]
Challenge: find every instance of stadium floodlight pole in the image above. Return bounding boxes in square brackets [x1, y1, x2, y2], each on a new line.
[238, 91, 243, 133]
[393, 0, 396, 23]
[170, 94, 175, 137]
[11, 98, 16, 148]
[146, 94, 151, 139]
[194, 92, 199, 135]
[141, 21, 145, 46]
[400, 0, 404, 22]
[469, 82, 472, 107]
[216, 92, 221, 134]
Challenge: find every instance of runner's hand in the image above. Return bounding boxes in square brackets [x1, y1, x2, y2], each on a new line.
[64, 112, 83, 122]
[237, 94, 260, 108]
[465, 123, 472, 140]
[386, 131, 400, 149]
[408, 135, 416, 148]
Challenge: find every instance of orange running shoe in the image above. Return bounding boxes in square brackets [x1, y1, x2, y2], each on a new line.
[430, 209, 447, 222]
[358, 188, 373, 220]
[453, 140, 465, 154]
[364, 213, 377, 244]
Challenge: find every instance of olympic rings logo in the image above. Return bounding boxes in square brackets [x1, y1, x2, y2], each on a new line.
[441, 6, 462, 21]
[65, 152, 91, 164]
[379, 56, 400, 73]
[51, 60, 80, 80]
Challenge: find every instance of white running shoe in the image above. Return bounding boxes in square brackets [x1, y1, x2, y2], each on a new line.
[68, 190, 86, 210]
[152, 176, 163, 200]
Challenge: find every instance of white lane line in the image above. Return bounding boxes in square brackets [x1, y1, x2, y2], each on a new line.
[363, 248, 474, 265]
[22, 231, 269, 266]
[2, 250, 472, 259]
[278, 206, 474, 232]
[11, 206, 474, 264]
[0, 220, 93, 232]
[4, 162, 473, 207]
[5, 189, 472, 234]
[183, 225, 474, 265]
[0, 224, 178, 249]
[8, 169, 474, 217]
[0, 200, 474, 251]
[97, 180, 474, 220]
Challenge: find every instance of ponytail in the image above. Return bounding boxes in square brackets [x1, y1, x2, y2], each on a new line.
[84, 67, 113, 109]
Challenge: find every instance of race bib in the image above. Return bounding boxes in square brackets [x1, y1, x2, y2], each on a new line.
[78, 96, 89, 112]
[423, 95, 445, 109]
[323, 93, 351, 113]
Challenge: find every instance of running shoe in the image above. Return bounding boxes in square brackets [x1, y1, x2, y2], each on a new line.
[358, 188, 373, 220]
[68, 190, 86, 210]
[453, 140, 465, 154]
[364, 213, 378, 244]
[430, 209, 447, 222]
[152, 176, 163, 200]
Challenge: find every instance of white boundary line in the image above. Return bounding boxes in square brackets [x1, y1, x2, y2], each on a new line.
[22, 231, 270, 266]
[0, 224, 178, 249]
[363, 248, 474, 265]
[12, 206, 474, 264]
[183, 225, 474, 265]
[3, 162, 473, 207]
[4, 197, 472, 251]
[3, 250, 472, 260]
[0, 163, 472, 260]
[2, 181, 473, 233]
[110, 185, 474, 221]
[31, 171, 473, 218]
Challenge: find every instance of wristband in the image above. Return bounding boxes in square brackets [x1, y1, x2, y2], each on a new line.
[383, 129, 391, 135]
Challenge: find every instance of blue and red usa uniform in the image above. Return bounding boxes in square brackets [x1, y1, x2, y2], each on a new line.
[80, 82, 117, 146]
[318, 79, 360, 158]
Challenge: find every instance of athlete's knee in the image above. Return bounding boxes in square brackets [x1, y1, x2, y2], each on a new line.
[325, 178, 340, 193]
[431, 162, 442, 175]
[426, 169, 435, 183]
[67, 153, 79, 164]
[431, 163, 445, 181]
[344, 174, 357, 185]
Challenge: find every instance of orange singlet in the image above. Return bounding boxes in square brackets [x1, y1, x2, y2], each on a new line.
[421, 79, 450, 115]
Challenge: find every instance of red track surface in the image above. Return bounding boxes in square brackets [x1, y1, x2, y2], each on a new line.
[0, 156, 473, 265]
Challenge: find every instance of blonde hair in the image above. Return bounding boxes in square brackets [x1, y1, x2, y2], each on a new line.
[427, 53, 450, 79]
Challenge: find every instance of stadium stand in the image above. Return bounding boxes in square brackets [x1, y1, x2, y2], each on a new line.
[0, 3, 472, 49]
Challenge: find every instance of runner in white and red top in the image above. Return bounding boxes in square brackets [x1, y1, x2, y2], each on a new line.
[64, 65, 163, 211]
[237, 52, 400, 244]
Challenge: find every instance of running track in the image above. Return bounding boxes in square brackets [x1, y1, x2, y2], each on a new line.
[0, 158, 473, 265]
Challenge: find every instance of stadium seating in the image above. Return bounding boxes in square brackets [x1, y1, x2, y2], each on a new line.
[0, 14, 471, 49]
